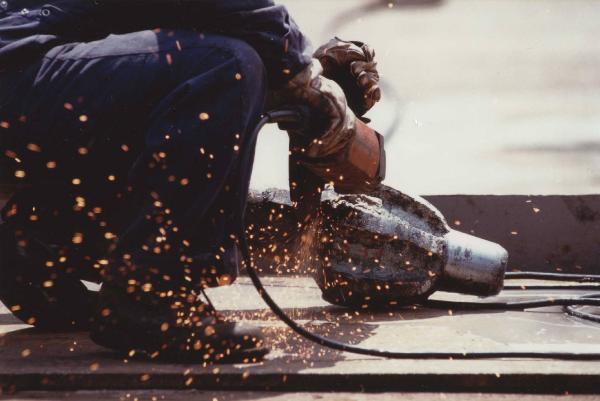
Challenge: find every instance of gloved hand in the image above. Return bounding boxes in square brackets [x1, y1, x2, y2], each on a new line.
[271, 59, 359, 215]
[282, 59, 358, 159]
[313, 37, 381, 117]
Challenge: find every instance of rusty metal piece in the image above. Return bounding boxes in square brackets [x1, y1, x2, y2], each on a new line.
[247, 186, 507, 308]
[315, 186, 447, 307]
[314, 185, 507, 308]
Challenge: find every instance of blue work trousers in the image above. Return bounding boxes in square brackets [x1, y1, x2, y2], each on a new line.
[0, 30, 267, 290]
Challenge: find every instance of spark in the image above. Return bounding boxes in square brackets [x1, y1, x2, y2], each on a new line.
[4, 150, 17, 159]
[26, 143, 41, 152]
[72, 232, 84, 244]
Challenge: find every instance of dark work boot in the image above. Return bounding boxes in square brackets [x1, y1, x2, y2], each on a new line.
[90, 282, 269, 363]
[0, 224, 96, 330]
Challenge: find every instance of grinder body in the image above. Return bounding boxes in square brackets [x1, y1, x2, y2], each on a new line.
[299, 118, 386, 194]
[289, 116, 386, 210]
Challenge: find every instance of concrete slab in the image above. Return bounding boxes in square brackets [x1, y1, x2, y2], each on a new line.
[2, 278, 600, 394]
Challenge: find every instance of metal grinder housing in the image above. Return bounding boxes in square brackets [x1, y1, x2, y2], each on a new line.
[298, 118, 386, 194]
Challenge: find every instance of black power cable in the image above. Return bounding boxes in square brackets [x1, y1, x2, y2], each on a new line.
[242, 111, 600, 360]
[423, 295, 600, 311]
[505, 272, 600, 282]
[565, 294, 600, 324]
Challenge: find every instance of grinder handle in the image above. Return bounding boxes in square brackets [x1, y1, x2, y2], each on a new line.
[265, 106, 312, 131]
[265, 106, 345, 142]
[266, 107, 372, 133]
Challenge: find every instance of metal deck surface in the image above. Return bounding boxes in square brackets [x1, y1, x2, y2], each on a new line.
[2, 277, 600, 395]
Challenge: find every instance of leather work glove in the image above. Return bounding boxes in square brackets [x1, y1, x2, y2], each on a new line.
[282, 59, 358, 159]
[276, 59, 361, 217]
[313, 37, 381, 117]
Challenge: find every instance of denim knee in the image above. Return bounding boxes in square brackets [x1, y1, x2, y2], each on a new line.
[191, 34, 267, 111]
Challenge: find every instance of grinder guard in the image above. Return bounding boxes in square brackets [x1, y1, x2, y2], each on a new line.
[289, 113, 387, 214]
[297, 119, 386, 194]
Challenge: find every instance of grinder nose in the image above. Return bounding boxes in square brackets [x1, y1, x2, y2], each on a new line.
[440, 230, 508, 297]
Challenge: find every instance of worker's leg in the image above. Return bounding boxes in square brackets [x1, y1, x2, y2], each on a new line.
[0, 30, 267, 331]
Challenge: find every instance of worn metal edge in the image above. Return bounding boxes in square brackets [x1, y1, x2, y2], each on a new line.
[1, 372, 600, 394]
